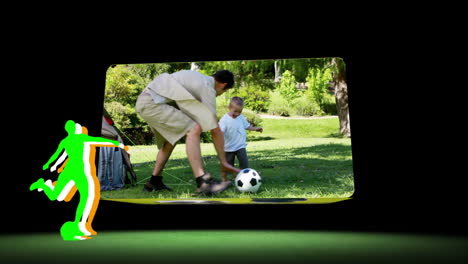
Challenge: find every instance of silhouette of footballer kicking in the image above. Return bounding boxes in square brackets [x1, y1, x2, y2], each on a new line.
[30, 120, 127, 240]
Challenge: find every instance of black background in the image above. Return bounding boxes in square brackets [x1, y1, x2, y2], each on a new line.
[4, 42, 466, 237]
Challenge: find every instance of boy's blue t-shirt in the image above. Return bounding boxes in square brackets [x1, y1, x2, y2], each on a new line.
[219, 113, 250, 152]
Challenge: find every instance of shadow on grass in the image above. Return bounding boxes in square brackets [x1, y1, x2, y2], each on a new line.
[326, 132, 348, 138]
[246, 135, 276, 142]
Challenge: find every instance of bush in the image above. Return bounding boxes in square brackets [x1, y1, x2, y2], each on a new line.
[322, 100, 338, 115]
[291, 96, 323, 116]
[268, 90, 290, 116]
[267, 90, 328, 117]
[269, 106, 290, 117]
[121, 127, 154, 145]
[242, 109, 263, 127]
[216, 93, 230, 119]
[105, 101, 134, 130]
[233, 85, 270, 113]
[200, 132, 213, 143]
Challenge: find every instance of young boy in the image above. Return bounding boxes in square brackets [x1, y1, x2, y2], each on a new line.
[219, 96, 263, 181]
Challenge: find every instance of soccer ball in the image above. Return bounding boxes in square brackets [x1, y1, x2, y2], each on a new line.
[234, 168, 262, 193]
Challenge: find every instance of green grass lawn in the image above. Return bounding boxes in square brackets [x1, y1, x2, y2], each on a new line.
[100, 117, 354, 199]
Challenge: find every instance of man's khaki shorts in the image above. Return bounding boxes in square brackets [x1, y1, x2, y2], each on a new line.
[136, 94, 196, 149]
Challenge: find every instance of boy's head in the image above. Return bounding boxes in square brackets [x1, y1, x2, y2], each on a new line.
[228, 96, 244, 118]
[212, 70, 235, 96]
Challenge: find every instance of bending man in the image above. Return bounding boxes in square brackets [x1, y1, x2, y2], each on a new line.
[136, 69, 240, 194]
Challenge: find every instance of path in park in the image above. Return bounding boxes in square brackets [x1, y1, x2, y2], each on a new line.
[257, 114, 338, 120]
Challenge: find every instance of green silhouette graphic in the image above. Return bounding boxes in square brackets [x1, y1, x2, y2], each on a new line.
[30, 120, 126, 241]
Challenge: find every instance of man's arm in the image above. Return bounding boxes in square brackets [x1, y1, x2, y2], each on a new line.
[83, 135, 128, 150]
[43, 141, 65, 170]
[211, 127, 240, 174]
[50, 150, 68, 172]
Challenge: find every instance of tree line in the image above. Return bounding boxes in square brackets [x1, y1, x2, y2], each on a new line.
[104, 58, 350, 144]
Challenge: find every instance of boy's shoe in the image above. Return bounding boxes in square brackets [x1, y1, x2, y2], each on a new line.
[196, 173, 232, 195]
[143, 181, 173, 192]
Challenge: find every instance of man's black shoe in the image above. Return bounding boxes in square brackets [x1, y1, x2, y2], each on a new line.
[143, 181, 173, 192]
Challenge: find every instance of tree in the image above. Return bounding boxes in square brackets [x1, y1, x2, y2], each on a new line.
[105, 65, 143, 106]
[274, 60, 281, 83]
[305, 67, 334, 113]
[198, 60, 275, 90]
[190, 62, 199, 71]
[276, 58, 329, 82]
[130, 63, 171, 83]
[104, 64, 173, 143]
[330, 58, 351, 137]
[104, 65, 141, 131]
[278, 70, 301, 105]
[198, 60, 274, 113]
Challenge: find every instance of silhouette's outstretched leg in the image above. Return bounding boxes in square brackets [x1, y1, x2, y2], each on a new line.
[29, 178, 45, 191]
[31, 174, 75, 201]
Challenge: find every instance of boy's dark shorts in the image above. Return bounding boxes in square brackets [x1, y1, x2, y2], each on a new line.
[225, 148, 249, 169]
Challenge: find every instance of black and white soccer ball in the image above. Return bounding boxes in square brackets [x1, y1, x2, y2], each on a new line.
[234, 168, 262, 192]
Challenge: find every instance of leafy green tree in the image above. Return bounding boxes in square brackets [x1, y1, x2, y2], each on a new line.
[105, 65, 142, 106]
[198, 60, 275, 90]
[305, 67, 334, 113]
[103, 58, 348, 142]
[198, 60, 274, 113]
[278, 70, 301, 105]
[289, 59, 310, 83]
[130, 63, 171, 84]
[276, 58, 329, 82]
[104, 64, 172, 144]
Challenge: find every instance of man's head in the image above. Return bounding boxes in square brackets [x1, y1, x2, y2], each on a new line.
[64, 120, 88, 135]
[228, 96, 244, 119]
[65, 120, 76, 134]
[212, 70, 234, 96]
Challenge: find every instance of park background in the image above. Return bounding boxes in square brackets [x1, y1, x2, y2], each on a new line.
[101, 58, 354, 199]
